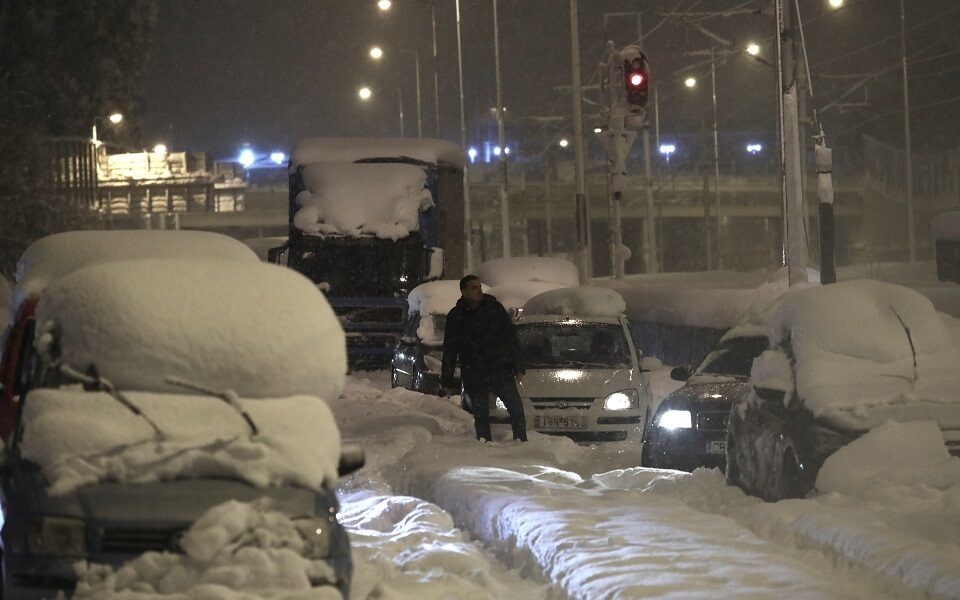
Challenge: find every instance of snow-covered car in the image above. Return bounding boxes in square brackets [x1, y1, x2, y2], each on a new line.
[470, 287, 661, 443]
[726, 281, 960, 501]
[0, 258, 359, 598]
[644, 333, 767, 471]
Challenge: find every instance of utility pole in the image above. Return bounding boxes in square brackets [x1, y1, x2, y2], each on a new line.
[900, 0, 916, 261]
[455, 0, 473, 271]
[429, 1, 441, 138]
[570, 0, 590, 280]
[710, 47, 722, 269]
[637, 16, 658, 275]
[492, 0, 510, 257]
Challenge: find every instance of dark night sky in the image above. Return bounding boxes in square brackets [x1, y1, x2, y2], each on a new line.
[140, 0, 960, 161]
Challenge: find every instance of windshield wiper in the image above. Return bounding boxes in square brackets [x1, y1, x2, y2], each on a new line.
[165, 376, 259, 436]
[57, 362, 164, 438]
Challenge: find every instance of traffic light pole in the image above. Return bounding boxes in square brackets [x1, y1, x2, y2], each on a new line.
[493, 0, 510, 258]
[455, 0, 473, 271]
[570, 0, 591, 281]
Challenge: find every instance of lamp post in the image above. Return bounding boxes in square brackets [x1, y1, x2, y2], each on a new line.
[900, 0, 915, 261]
[455, 0, 473, 271]
[492, 0, 510, 257]
[368, 45, 421, 138]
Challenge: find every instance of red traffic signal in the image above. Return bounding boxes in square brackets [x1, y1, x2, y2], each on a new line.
[624, 54, 649, 109]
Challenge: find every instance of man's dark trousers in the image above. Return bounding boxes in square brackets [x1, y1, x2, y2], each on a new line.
[464, 371, 527, 442]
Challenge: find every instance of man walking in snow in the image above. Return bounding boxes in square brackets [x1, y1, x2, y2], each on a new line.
[440, 274, 527, 442]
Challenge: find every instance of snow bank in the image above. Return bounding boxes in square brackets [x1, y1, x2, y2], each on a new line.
[36, 259, 346, 401]
[291, 137, 465, 168]
[477, 257, 580, 288]
[769, 280, 960, 417]
[294, 163, 433, 240]
[487, 281, 567, 310]
[21, 389, 341, 495]
[13, 230, 258, 313]
[816, 420, 960, 494]
[524, 286, 626, 318]
[933, 210, 960, 242]
[74, 499, 341, 598]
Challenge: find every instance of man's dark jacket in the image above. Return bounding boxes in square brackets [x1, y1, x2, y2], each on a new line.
[441, 293, 521, 386]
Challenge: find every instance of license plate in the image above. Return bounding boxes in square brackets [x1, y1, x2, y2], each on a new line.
[535, 415, 588, 430]
[706, 440, 726, 455]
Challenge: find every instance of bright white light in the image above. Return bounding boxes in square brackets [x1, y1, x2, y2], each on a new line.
[746, 143, 763, 154]
[467, 147, 478, 161]
[629, 73, 644, 86]
[593, 127, 602, 134]
[659, 144, 676, 155]
[657, 409, 692, 430]
[828, 0, 843, 8]
[493, 146, 502, 156]
[238, 148, 255, 168]
[504, 146, 510, 155]
[494, 397, 507, 411]
[377, 0, 392, 10]
[746, 43, 760, 56]
[603, 392, 635, 411]
[152, 143, 167, 154]
[684, 77, 697, 88]
[369, 46, 383, 60]
[558, 138, 569, 148]
[270, 151, 286, 164]
[108, 112, 123, 124]
[358, 86, 372, 100]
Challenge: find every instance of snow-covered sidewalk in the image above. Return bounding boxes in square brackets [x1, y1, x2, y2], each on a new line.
[333, 374, 960, 599]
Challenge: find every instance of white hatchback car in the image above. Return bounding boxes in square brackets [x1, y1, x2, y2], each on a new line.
[481, 297, 661, 443]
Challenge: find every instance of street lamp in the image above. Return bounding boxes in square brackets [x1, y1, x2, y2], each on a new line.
[746, 43, 760, 56]
[369, 46, 383, 60]
[238, 148, 255, 168]
[368, 45, 422, 137]
[828, 0, 843, 8]
[746, 143, 763, 154]
[558, 138, 570, 148]
[271, 152, 286, 165]
[377, 0, 392, 10]
[358, 86, 373, 101]
[152, 143, 167, 155]
[684, 76, 697, 88]
[92, 112, 123, 146]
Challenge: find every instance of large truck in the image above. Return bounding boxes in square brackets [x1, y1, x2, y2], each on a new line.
[270, 137, 465, 367]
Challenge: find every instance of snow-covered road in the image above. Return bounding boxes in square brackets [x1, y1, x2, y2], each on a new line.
[332, 373, 960, 599]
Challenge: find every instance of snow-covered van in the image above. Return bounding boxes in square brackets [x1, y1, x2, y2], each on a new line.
[477, 287, 661, 444]
[271, 137, 466, 368]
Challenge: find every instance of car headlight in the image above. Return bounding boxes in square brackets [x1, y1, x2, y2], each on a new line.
[494, 397, 507, 411]
[657, 409, 692, 430]
[603, 389, 639, 411]
[293, 515, 335, 558]
[26, 516, 86, 557]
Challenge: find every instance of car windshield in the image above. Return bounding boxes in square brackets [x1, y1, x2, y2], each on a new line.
[696, 336, 768, 378]
[517, 322, 632, 369]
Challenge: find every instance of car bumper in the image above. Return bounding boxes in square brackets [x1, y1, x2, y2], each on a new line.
[489, 407, 645, 443]
[645, 426, 727, 471]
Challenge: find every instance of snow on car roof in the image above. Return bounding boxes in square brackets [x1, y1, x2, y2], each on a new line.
[477, 257, 580, 288]
[932, 210, 960, 242]
[407, 279, 490, 316]
[523, 286, 626, 318]
[487, 281, 568, 311]
[291, 137, 465, 168]
[761, 280, 960, 417]
[35, 258, 346, 402]
[293, 163, 433, 240]
[20, 389, 341, 495]
[13, 230, 258, 312]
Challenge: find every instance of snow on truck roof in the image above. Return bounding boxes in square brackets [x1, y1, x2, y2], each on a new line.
[13, 230, 258, 312]
[293, 162, 433, 240]
[523, 287, 626, 318]
[291, 137, 465, 168]
[35, 258, 346, 402]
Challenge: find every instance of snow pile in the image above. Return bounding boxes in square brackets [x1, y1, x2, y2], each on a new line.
[477, 257, 580, 288]
[487, 281, 567, 311]
[933, 210, 960, 242]
[74, 499, 341, 598]
[523, 286, 626, 318]
[291, 136, 465, 168]
[20, 389, 342, 495]
[816, 420, 960, 494]
[36, 259, 346, 401]
[767, 280, 960, 417]
[294, 163, 433, 240]
[12, 230, 257, 312]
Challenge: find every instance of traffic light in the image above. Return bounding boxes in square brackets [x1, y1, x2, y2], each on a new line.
[624, 54, 649, 109]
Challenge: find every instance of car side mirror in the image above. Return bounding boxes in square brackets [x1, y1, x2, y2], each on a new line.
[670, 366, 691, 382]
[267, 244, 288, 265]
[337, 444, 365, 477]
[752, 385, 786, 403]
[640, 357, 663, 372]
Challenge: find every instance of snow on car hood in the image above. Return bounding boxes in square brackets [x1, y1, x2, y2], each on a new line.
[517, 367, 640, 399]
[293, 162, 433, 240]
[20, 389, 342, 496]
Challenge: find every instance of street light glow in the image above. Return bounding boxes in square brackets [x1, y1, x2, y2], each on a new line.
[684, 77, 697, 88]
[504, 146, 510, 155]
[369, 46, 383, 60]
[377, 0, 392, 10]
[828, 0, 843, 7]
[746, 43, 760, 56]
[152, 143, 167, 154]
[271, 151, 286, 165]
[558, 138, 569, 148]
[659, 144, 676, 155]
[493, 146, 502, 156]
[358, 86, 372, 100]
[108, 112, 123, 124]
[593, 127, 603, 134]
[239, 148, 255, 168]
[468, 147, 478, 161]
[746, 143, 763, 154]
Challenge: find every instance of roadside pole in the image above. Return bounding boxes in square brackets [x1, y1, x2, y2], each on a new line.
[570, 0, 591, 281]
[492, 0, 510, 258]
[637, 16, 658, 275]
[455, 0, 473, 271]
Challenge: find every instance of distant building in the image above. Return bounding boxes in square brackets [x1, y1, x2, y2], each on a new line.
[97, 150, 246, 218]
